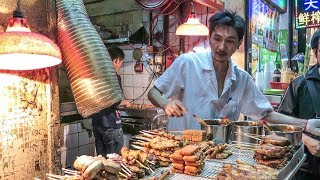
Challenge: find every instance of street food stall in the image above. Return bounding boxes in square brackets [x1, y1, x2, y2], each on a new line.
[47, 118, 306, 180]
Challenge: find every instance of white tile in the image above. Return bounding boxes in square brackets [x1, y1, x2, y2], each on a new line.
[89, 143, 96, 156]
[123, 49, 134, 62]
[134, 100, 144, 104]
[123, 87, 134, 99]
[123, 75, 133, 87]
[67, 123, 78, 134]
[143, 74, 154, 88]
[61, 150, 67, 168]
[65, 133, 78, 149]
[133, 74, 143, 87]
[66, 148, 78, 168]
[63, 125, 69, 135]
[78, 131, 89, 146]
[89, 136, 95, 143]
[133, 87, 144, 100]
[143, 99, 151, 104]
[123, 62, 134, 74]
[78, 145, 90, 156]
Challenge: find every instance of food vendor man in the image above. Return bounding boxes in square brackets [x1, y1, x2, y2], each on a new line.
[147, 10, 320, 137]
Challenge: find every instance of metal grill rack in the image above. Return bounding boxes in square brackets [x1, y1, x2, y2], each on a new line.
[146, 145, 306, 180]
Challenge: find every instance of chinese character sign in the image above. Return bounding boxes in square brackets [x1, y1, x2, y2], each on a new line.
[295, 0, 320, 28]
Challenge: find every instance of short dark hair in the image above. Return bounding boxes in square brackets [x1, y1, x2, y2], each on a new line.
[209, 10, 246, 41]
[107, 46, 124, 61]
[310, 29, 320, 52]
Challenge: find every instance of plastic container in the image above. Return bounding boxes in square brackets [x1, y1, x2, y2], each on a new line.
[269, 82, 289, 90]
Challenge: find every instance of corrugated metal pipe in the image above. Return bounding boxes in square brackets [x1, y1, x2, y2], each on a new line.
[56, 0, 123, 118]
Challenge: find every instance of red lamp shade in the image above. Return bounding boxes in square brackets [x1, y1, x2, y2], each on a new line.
[0, 17, 62, 70]
[176, 12, 209, 36]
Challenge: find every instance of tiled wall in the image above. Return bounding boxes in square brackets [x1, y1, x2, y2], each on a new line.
[118, 44, 156, 104]
[60, 120, 95, 168]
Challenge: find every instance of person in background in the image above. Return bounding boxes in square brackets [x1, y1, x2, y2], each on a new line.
[278, 30, 320, 179]
[92, 46, 130, 156]
[147, 10, 320, 138]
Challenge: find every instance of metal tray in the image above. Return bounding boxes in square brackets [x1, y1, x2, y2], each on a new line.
[146, 145, 306, 180]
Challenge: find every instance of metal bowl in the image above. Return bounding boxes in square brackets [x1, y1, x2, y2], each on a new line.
[231, 121, 263, 144]
[264, 124, 303, 148]
[201, 119, 231, 144]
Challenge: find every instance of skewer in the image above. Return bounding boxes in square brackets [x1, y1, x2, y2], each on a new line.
[121, 167, 132, 177]
[121, 163, 132, 174]
[136, 159, 153, 173]
[118, 171, 128, 179]
[62, 168, 80, 175]
[146, 159, 156, 165]
[140, 130, 158, 135]
[146, 164, 155, 174]
[131, 145, 146, 152]
[46, 173, 65, 179]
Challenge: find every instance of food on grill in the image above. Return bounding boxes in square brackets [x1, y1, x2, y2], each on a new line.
[72, 155, 124, 179]
[217, 162, 278, 180]
[180, 145, 201, 156]
[182, 155, 200, 162]
[254, 144, 289, 158]
[253, 135, 293, 169]
[263, 135, 290, 146]
[183, 129, 207, 142]
[170, 144, 206, 176]
[205, 143, 232, 159]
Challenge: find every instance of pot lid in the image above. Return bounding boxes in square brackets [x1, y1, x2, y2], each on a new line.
[135, 0, 167, 9]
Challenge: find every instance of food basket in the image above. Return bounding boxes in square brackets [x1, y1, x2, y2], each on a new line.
[269, 82, 289, 90]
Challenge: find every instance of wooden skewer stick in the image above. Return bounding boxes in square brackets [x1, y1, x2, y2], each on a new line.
[146, 164, 155, 174]
[46, 173, 64, 179]
[146, 159, 156, 165]
[121, 163, 132, 174]
[62, 168, 80, 175]
[136, 159, 153, 172]
[121, 167, 132, 177]
[131, 144, 145, 151]
[118, 171, 128, 179]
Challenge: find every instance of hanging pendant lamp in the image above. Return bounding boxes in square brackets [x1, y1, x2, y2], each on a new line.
[176, 2, 209, 36]
[0, 0, 62, 70]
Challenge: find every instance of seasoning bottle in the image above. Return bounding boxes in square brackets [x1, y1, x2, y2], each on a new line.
[273, 64, 281, 82]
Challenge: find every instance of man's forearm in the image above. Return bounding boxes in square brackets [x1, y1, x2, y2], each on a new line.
[263, 111, 307, 128]
[147, 87, 169, 109]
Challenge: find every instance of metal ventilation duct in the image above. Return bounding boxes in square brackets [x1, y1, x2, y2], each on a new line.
[56, 0, 123, 118]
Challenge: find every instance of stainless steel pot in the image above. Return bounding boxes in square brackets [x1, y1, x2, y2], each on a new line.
[231, 121, 263, 144]
[201, 119, 231, 144]
[264, 124, 303, 148]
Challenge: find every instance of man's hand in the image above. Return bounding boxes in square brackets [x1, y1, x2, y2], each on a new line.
[164, 99, 188, 117]
[119, 99, 131, 107]
[303, 133, 320, 157]
[306, 119, 320, 136]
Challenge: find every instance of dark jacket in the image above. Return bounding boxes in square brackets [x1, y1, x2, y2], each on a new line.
[278, 64, 320, 119]
[91, 74, 123, 129]
[278, 64, 320, 176]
